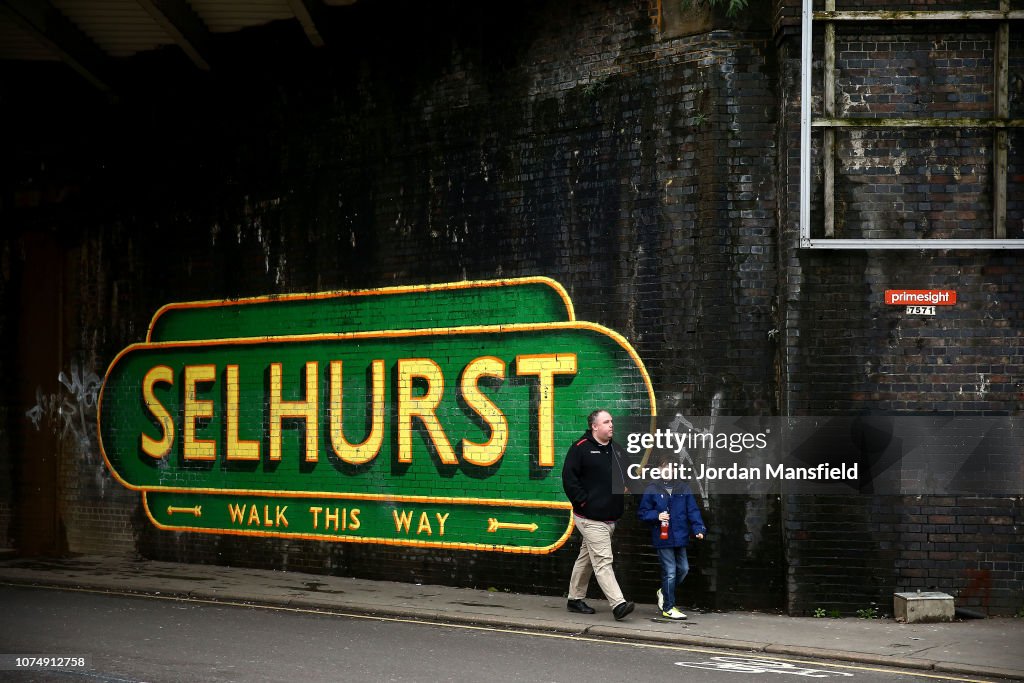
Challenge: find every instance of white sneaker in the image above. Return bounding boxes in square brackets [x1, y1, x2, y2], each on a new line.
[656, 589, 663, 610]
[661, 607, 687, 620]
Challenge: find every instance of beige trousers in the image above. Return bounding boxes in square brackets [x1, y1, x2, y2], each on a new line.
[567, 514, 626, 608]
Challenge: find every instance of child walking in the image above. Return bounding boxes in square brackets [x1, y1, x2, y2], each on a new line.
[636, 452, 707, 620]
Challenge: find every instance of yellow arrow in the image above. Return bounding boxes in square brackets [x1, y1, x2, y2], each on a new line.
[167, 505, 202, 517]
[486, 518, 538, 533]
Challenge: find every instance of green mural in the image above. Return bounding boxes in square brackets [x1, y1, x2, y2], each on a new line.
[98, 278, 653, 553]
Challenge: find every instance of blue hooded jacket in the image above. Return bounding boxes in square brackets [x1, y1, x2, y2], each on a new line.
[636, 481, 707, 549]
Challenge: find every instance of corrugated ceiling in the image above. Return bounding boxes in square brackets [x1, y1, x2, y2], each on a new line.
[0, 16, 58, 60]
[0, 0, 361, 90]
[52, 0, 173, 57]
[187, 0, 293, 34]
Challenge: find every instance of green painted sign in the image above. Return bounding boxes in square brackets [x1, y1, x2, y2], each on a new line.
[99, 278, 654, 553]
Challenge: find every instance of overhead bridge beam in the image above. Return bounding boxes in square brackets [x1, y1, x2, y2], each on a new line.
[136, 0, 212, 71]
[0, 0, 112, 91]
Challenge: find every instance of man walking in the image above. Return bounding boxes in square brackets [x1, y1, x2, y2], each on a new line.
[561, 409, 635, 620]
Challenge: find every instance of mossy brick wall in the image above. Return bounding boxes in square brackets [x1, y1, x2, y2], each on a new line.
[1, 0, 782, 610]
[777, 1, 1024, 615]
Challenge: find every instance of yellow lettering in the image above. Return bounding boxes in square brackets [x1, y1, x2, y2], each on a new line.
[417, 511, 433, 535]
[396, 359, 456, 465]
[435, 512, 450, 536]
[311, 507, 361, 533]
[141, 365, 174, 459]
[516, 354, 578, 467]
[329, 360, 384, 465]
[228, 503, 246, 524]
[184, 364, 217, 460]
[459, 357, 508, 467]
[225, 365, 260, 461]
[247, 505, 260, 526]
[269, 361, 319, 462]
[326, 507, 340, 531]
[263, 504, 272, 526]
[275, 505, 289, 528]
[393, 509, 413, 533]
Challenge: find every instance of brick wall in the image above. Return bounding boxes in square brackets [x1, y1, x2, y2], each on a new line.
[1, 0, 1020, 615]
[778, 1, 1024, 615]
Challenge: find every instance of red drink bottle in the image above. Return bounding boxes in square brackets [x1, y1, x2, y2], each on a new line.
[660, 520, 669, 540]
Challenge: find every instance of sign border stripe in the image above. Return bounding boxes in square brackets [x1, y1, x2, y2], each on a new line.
[146, 277, 577, 342]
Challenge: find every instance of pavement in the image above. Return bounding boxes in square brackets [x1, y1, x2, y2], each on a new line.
[0, 555, 1021, 681]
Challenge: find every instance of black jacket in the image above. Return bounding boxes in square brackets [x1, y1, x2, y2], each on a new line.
[561, 431, 626, 522]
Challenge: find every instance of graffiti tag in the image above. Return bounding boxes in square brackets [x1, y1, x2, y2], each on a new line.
[25, 360, 101, 445]
[666, 412, 711, 505]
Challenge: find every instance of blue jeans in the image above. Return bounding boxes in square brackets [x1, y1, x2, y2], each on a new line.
[657, 546, 689, 611]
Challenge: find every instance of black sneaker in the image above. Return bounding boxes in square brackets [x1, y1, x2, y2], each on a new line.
[567, 599, 595, 614]
[612, 600, 635, 621]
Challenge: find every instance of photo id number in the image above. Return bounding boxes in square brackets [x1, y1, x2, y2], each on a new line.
[1, 655, 89, 670]
[905, 305, 936, 315]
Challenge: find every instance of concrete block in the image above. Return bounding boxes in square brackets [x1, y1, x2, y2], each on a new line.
[893, 591, 955, 623]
